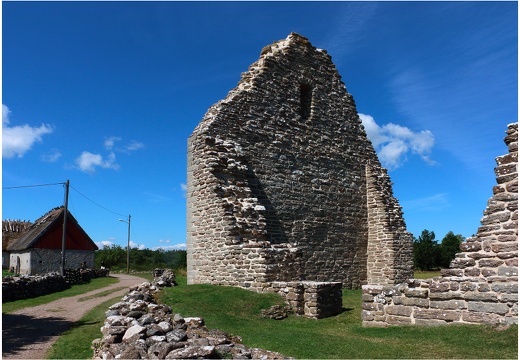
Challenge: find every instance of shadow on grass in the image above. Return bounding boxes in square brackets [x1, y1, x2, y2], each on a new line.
[341, 306, 354, 314]
[2, 313, 72, 356]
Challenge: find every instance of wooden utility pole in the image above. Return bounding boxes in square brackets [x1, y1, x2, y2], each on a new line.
[60, 180, 69, 276]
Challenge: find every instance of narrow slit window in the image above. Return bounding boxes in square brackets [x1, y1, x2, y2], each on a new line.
[300, 83, 312, 121]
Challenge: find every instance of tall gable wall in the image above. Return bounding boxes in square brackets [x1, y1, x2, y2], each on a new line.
[187, 33, 413, 290]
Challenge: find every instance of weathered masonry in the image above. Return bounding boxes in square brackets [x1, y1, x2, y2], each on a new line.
[187, 33, 413, 296]
[362, 123, 518, 326]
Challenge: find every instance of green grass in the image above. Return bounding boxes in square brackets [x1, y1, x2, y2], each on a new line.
[2, 276, 119, 314]
[45, 296, 122, 360]
[159, 277, 517, 359]
[2, 269, 15, 277]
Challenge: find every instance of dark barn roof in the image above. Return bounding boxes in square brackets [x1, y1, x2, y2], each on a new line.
[6, 207, 98, 251]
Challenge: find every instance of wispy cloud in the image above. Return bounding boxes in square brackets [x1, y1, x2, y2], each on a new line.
[125, 140, 145, 152]
[144, 191, 171, 203]
[104, 136, 122, 150]
[2, 104, 54, 159]
[41, 149, 62, 162]
[105, 136, 144, 153]
[401, 193, 450, 212]
[386, 9, 517, 174]
[360, 113, 435, 170]
[180, 183, 187, 198]
[321, 2, 378, 63]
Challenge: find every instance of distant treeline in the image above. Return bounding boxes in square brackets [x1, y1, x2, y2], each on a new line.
[95, 245, 187, 272]
[96, 230, 462, 273]
[413, 230, 465, 271]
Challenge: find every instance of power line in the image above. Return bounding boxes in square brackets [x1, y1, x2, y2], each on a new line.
[2, 182, 66, 190]
[69, 185, 127, 218]
[3, 180, 127, 219]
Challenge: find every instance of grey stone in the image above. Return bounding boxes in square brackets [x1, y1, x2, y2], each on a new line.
[122, 324, 146, 342]
[165, 345, 216, 359]
[166, 329, 188, 343]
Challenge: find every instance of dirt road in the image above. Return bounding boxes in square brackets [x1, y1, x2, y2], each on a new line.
[2, 273, 147, 360]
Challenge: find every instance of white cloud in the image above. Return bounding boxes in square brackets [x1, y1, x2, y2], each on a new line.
[95, 240, 116, 248]
[159, 239, 171, 243]
[130, 241, 146, 250]
[180, 183, 187, 198]
[41, 149, 62, 162]
[359, 113, 435, 170]
[104, 136, 121, 150]
[105, 136, 144, 153]
[76, 136, 144, 173]
[75, 151, 119, 173]
[2, 105, 54, 159]
[152, 243, 187, 251]
[126, 140, 145, 152]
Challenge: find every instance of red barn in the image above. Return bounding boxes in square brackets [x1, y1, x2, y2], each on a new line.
[6, 207, 98, 275]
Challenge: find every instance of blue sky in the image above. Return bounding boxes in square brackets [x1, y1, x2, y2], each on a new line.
[2, 1, 517, 250]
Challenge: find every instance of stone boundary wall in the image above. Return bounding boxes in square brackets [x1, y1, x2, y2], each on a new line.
[362, 123, 518, 327]
[2, 268, 109, 303]
[92, 270, 290, 359]
[269, 281, 343, 319]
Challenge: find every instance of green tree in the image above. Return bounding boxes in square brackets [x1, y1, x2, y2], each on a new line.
[439, 231, 464, 268]
[413, 230, 441, 271]
[95, 244, 126, 269]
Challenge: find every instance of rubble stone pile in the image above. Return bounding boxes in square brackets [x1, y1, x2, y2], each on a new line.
[93, 270, 290, 359]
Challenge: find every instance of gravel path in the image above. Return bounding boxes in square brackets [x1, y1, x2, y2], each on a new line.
[2, 273, 147, 360]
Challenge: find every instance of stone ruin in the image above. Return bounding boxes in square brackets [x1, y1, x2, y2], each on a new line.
[186, 32, 413, 316]
[362, 123, 518, 326]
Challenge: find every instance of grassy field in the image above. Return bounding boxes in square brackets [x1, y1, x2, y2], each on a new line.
[13, 271, 518, 359]
[160, 276, 517, 359]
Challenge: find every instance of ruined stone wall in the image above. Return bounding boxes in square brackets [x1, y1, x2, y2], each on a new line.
[270, 281, 343, 319]
[362, 123, 518, 326]
[187, 33, 413, 290]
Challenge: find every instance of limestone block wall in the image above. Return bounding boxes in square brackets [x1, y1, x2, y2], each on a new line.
[187, 33, 413, 291]
[269, 281, 343, 319]
[362, 123, 518, 326]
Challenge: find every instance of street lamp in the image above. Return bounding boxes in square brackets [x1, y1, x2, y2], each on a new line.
[119, 215, 131, 274]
